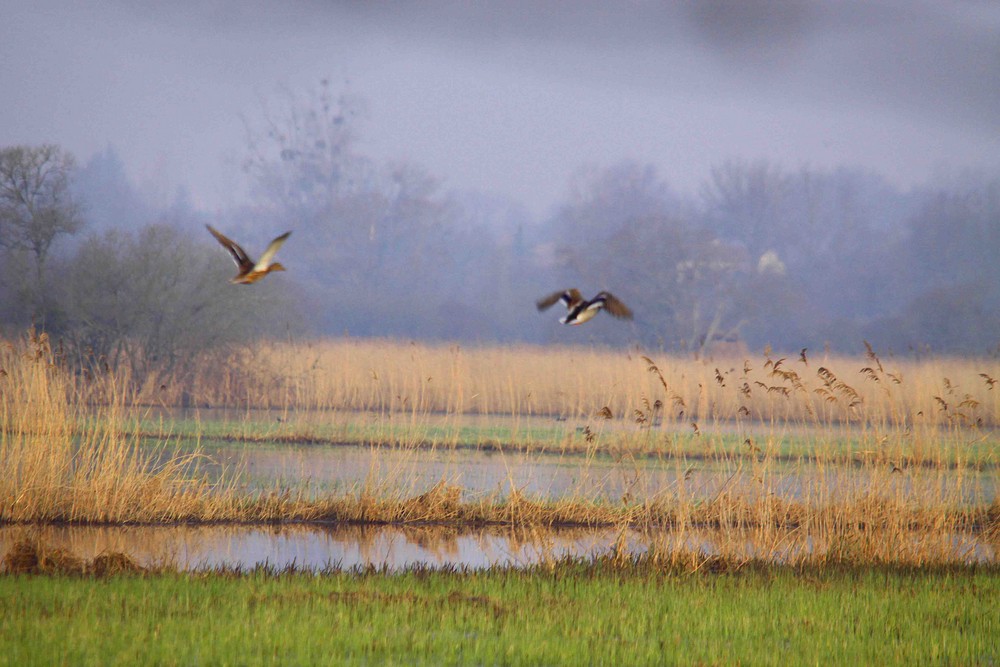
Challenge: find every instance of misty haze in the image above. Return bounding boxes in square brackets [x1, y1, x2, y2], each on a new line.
[2, 1, 999, 361]
[2, 4, 999, 662]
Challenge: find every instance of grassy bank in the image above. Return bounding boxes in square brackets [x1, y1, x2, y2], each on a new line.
[1, 556, 996, 665]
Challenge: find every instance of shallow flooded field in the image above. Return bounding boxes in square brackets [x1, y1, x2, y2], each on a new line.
[89, 406, 995, 570]
[193, 439, 998, 506]
[4, 355, 996, 569]
[139, 405, 998, 503]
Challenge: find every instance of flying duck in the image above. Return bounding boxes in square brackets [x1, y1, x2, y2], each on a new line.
[206, 225, 291, 285]
[536, 289, 633, 325]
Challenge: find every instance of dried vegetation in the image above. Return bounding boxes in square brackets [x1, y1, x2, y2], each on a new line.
[1, 331, 997, 565]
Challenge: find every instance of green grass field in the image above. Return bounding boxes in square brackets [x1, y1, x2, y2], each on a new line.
[1, 560, 996, 665]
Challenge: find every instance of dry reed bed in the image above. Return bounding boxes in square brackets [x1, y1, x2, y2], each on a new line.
[134, 337, 999, 470]
[146, 338, 1000, 429]
[1, 332, 998, 566]
[0, 333, 243, 523]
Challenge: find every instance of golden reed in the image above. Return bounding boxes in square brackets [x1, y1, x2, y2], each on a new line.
[1, 332, 996, 565]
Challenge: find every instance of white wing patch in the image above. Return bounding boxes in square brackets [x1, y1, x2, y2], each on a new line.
[256, 232, 291, 269]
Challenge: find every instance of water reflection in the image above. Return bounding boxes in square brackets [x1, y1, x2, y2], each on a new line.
[1, 523, 993, 572]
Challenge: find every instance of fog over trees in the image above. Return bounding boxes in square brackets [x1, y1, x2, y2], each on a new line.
[0, 145, 83, 328]
[1, 81, 998, 375]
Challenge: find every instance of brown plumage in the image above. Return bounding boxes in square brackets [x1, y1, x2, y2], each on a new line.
[536, 289, 633, 325]
[206, 225, 291, 285]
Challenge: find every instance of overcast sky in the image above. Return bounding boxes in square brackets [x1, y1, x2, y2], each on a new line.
[2, 0, 998, 217]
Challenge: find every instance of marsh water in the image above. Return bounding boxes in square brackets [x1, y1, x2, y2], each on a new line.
[1, 523, 993, 572]
[196, 440, 997, 507]
[6, 407, 991, 571]
[147, 406, 997, 506]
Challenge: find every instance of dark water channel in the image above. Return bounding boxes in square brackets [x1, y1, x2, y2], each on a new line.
[2, 523, 993, 572]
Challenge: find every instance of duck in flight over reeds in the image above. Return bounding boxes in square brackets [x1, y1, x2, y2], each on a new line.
[206, 225, 291, 285]
[536, 289, 633, 325]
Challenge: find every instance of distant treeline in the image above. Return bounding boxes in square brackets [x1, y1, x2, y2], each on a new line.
[2, 83, 998, 376]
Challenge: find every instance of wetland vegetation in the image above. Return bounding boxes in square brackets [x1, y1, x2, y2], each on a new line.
[2, 330, 997, 663]
[2, 331, 997, 561]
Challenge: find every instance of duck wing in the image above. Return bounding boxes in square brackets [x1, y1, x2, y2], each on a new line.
[537, 288, 583, 312]
[206, 225, 254, 273]
[593, 292, 634, 320]
[255, 231, 291, 270]
[537, 290, 567, 311]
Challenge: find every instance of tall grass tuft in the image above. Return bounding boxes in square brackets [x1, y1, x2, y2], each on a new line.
[1, 331, 996, 567]
[0, 331, 231, 523]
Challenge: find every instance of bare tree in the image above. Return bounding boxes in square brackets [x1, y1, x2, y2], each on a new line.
[0, 145, 83, 318]
[700, 159, 789, 260]
[549, 162, 755, 349]
[242, 81, 461, 337]
[242, 80, 371, 215]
